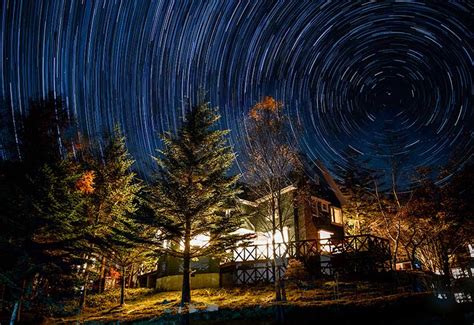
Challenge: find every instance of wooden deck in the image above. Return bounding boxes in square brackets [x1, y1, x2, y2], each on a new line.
[220, 235, 391, 284]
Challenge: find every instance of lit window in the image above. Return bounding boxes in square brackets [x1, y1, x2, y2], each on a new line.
[319, 230, 334, 253]
[452, 267, 468, 279]
[331, 207, 343, 224]
[437, 293, 447, 300]
[454, 292, 472, 303]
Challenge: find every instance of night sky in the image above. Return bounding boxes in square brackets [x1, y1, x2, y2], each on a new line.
[1, 1, 472, 184]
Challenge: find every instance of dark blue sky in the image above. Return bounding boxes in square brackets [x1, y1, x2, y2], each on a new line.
[1, 1, 472, 184]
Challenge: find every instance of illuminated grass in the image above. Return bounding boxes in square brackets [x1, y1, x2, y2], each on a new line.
[55, 281, 424, 323]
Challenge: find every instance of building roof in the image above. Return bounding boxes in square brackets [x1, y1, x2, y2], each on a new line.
[238, 160, 346, 208]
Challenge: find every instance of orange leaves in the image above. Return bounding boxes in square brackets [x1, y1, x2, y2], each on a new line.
[109, 267, 121, 279]
[249, 96, 283, 121]
[76, 170, 95, 194]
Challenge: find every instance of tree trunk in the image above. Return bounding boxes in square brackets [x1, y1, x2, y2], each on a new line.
[276, 195, 287, 302]
[440, 247, 454, 303]
[98, 256, 106, 293]
[272, 235, 281, 302]
[181, 256, 191, 305]
[270, 198, 281, 302]
[79, 272, 89, 310]
[392, 241, 398, 269]
[9, 301, 19, 325]
[120, 267, 126, 306]
[181, 225, 191, 306]
[16, 279, 26, 322]
[392, 227, 401, 269]
[280, 277, 287, 301]
[79, 254, 92, 312]
[127, 265, 134, 288]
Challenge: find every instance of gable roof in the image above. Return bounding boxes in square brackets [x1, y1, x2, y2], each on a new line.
[237, 161, 346, 208]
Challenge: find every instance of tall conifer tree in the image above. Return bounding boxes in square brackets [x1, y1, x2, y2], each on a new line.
[150, 100, 245, 305]
[82, 126, 142, 305]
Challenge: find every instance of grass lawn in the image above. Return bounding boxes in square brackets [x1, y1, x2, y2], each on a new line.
[53, 280, 427, 323]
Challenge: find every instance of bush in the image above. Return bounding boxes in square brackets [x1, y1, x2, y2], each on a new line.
[285, 259, 309, 281]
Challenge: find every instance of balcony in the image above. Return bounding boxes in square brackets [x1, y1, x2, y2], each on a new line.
[220, 235, 392, 284]
[222, 235, 390, 264]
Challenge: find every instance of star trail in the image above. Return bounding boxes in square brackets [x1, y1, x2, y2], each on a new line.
[1, 1, 472, 184]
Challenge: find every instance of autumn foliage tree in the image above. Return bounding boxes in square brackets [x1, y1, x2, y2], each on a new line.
[76, 170, 95, 195]
[406, 164, 474, 295]
[244, 96, 301, 302]
[334, 149, 380, 235]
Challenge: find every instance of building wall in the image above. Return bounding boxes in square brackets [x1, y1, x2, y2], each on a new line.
[155, 273, 220, 291]
[296, 190, 340, 241]
[301, 198, 320, 240]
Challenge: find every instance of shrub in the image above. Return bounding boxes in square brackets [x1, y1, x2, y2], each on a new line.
[285, 259, 309, 281]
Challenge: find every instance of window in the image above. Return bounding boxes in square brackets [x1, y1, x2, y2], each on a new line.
[454, 292, 472, 303]
[452, 267, 469, 279]
[331, 207, 343, 224]
[437, 293, 447, 300]
[312, 198, 331, 217]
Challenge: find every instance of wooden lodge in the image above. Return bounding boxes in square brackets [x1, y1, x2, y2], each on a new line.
[138, 162, 392, 289]
[219, 162, 391, 285]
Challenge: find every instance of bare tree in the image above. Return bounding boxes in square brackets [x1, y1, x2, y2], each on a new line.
[243, 96, 301, 302]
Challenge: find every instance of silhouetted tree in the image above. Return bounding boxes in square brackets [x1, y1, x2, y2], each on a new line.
[0, 95, 90, 321]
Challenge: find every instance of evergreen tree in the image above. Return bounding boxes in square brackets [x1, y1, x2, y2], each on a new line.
[150, 100, 246, 305]
[81, 126, 143, 306]
[100, 214, 151, 306]
[0, 95, 90, 320]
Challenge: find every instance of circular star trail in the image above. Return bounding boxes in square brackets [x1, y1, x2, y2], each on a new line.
[1, 1, 472, 183]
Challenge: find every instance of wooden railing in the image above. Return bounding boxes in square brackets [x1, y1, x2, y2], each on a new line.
[220, 235, 391, 284]
[233, 265, 287, 284]
[221, 235, 391, 264]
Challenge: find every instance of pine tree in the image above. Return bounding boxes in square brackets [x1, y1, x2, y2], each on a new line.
[82, 126, 143, 306]
[150, 100, 246, 305]
[100, 215, 151, 306]
[0, 95, 90, 320]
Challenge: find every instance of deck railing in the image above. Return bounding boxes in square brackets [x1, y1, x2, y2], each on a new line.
[221, 234, 391, 264]
[220, 235, 391, 284]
